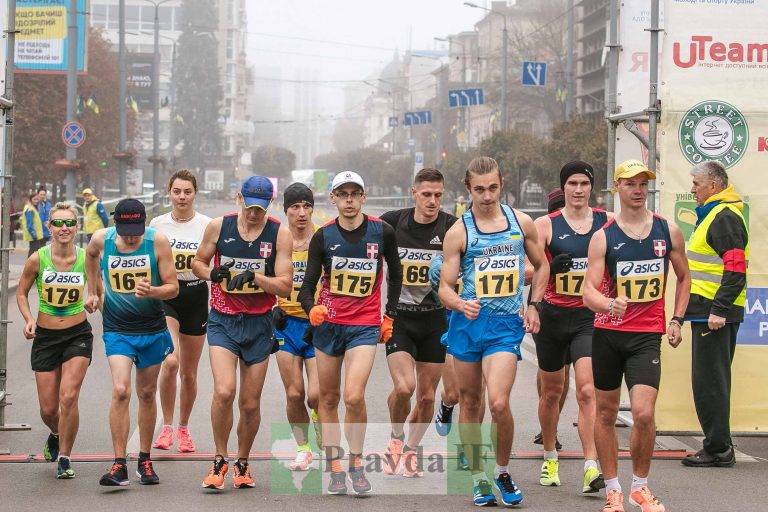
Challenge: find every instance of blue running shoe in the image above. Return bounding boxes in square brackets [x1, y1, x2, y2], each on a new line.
[473, 478, 497, 507]
[434, 401, 454, 437]
[57, 457, 75, 479]
[43, 433, 59, 462]
[494, 472, 523, 506]
[458, 449, 470, 471]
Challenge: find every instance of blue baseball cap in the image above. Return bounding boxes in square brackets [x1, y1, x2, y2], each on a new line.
[241, 176, 273, 210]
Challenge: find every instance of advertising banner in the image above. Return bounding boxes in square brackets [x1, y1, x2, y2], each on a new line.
[15, 0, 87, 73]
[127, 53, 155, 111]
[658, 0, 768, 432]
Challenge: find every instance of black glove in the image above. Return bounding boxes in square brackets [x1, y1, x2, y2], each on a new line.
[272, 307, 288, 331]
[550, 253, 573, 275]
[210, 260, 234, 283]
[227, 270, 255, 291]
[303, 326, 314, 344]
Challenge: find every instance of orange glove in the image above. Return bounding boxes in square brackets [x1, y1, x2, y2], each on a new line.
[309, 305, 328, 327]
[379, 314, 394, 343]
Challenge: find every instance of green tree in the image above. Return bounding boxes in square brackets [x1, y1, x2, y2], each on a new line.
[252, 145, 296, 180]
[175, 0, 222, 171]
[13, 28, 136, 197]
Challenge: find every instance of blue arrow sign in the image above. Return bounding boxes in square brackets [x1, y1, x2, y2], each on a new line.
[403, 110, 432, 126]
[522, 61, 547, 87]
[448, 88, 484, 108]
[62, 121, 86, 148]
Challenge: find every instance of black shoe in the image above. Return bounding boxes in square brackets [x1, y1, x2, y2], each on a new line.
[136, 458, 160, 484]
[99, 462, 129, 486]
[43, 433, 59, 462]
[533, 432, 562, 451]
[682, 448, 735, 468]
[348, 467, 372, 495]
[327, 471, 347, 495]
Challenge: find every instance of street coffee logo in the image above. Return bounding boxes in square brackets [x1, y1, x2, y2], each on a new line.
[679, 100, 748, 169]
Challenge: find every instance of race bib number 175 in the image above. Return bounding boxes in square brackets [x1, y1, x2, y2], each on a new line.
[330, 256, 376, 297]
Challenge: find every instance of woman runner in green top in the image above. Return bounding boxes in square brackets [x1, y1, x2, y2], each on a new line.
[16, 203, 98, 479]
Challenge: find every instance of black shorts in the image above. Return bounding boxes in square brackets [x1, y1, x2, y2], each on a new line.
[31, 320, 93, 372]
[386, 309, 447, 364]
[163, 280, 209, 336]
[592, 328, 662, 391]
[533, 303, 594, 372]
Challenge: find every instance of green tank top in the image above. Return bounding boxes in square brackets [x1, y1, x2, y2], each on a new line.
[36, 245, 86, 316]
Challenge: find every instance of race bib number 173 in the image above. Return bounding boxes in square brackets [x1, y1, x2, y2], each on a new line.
[616, 258, 665, 303]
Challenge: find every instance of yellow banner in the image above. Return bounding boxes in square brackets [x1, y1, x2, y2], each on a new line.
[658, 0, 768, 432]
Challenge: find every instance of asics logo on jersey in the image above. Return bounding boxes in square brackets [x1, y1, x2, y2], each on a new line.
[618, 260, 662, 276]
[430, 236, 441, 245]
[223, 238, 236, 244]
[329, 244, 341, 251]
[470, 238, 479, 247]
[613, 242, 626, 250]
[558, 234, 571, 240]
[43, 272, 59, 284]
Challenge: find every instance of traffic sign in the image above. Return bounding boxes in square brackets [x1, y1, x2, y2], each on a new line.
[404, 110, 432, 126]
[448, 88, 484, 108]
[62, 121, 86, 148]
[414, 151, 424, 176]
[522, 61, 547, 87]
[408, 138, 415, 149]
[388, 116, 399, 128]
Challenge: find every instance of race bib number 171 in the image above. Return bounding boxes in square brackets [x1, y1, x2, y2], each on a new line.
[474, 255, 519, 299]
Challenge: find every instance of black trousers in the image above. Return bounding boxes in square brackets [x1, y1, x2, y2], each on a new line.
[27, 238, 46, 256]
[691, 321, 739, 454]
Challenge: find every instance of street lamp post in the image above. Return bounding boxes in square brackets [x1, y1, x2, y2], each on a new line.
[464, 2, 507, 132]
[144, 0, 171, 192]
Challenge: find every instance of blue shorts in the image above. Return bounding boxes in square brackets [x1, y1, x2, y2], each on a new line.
[312, 322, 379, 357]
[445, 312, 524, 363]
[208, 309, 278, 365]
[104, 330, 173, 369]
[275, 316, 315, 359]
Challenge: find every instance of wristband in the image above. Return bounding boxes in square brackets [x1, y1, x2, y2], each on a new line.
[608, 298, 615, 316]
[671, 315, 684, 325]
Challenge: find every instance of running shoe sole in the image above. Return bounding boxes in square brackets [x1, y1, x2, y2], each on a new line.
[99, 477, 129, 486]
[56, 471, 75, 479]
[584, 474, 605, 493]
[136, 471, 159, 485]
[202, 482, 225, 490]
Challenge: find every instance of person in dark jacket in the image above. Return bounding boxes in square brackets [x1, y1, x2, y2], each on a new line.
[682, 160, 748, 468]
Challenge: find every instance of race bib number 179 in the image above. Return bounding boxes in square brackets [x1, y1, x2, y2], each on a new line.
[41, 270, 85, 306]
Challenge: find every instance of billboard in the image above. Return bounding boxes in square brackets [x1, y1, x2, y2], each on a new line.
[657, 0, 768, 433]
[15, 0, 87, 73]
[127, 53, 154, 111]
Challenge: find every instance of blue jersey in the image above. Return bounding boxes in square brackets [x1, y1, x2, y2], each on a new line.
[460, 205, 525, 316]
[101, 227, 166, 334]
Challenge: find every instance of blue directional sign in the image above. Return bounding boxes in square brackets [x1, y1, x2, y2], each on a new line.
[62, 121, 86, 148]
[448, 88, 484, 108]
[403, 110, 432, 126]
[522, 61, 547, 87]
[388, 116, 399, 128]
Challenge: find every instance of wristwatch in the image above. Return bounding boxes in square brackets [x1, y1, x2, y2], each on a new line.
[670, 315, 684, 326]
[529, 301, 542, 312]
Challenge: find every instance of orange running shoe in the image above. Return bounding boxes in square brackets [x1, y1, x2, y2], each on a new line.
[399, 449, 423, 478]
[177, 427, 196, 453]
[382, 438, 404, 475]
[602, 489, 625, 512]
[202, 456, 228, 489]
[152, 425, 174, 450]
[629, 486, 665, 512]
[232, 460, 255, 488]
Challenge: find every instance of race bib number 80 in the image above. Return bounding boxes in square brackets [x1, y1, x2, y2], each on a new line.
[474, 255, 519, 299]
[108, 255, 150, 294]
[41, 271, 85, 306]
[330, 256, 376, 297]
[170, 238, 199, 273]
[616, 258, 665, 303]
[555, 257, 587, 296]
[220, 257, 265, 294]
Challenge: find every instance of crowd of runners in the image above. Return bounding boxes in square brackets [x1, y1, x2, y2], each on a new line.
[17, 155, 726, 512]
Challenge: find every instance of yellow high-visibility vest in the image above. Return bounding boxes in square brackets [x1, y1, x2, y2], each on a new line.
[21, 204, 43, 242]
[83, 199, 104, 234]
[687, 202, 749, 306]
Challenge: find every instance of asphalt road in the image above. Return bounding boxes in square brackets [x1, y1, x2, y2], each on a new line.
[2, 199, 767, 511]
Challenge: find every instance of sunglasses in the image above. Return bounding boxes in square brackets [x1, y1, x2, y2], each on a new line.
[50, 219, 77, 228]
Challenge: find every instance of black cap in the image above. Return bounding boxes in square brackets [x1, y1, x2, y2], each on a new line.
[560, 160, 595, 190]
[113, 198, 146, 236]
[547, 188, 565, 214]
[283, 182, 314, 213]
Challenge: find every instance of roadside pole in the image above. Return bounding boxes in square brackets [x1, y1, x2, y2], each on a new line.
[64, 0, 78, 201]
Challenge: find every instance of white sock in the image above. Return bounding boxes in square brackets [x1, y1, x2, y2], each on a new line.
[605, 477, 621, 493]
[631, 474, 648, 490]
[494, 464, 508, 478]
[544, 450, 558, 461]
[584, 459, 598, 471]
[163, 424, 172, 430]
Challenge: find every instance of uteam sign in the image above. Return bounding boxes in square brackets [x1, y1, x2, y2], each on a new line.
[673, 35, 768, 69]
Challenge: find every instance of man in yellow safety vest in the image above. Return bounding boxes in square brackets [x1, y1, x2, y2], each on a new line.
[682, 160, 749, 469]
[21, 193, 44, 256]
[82, 188, 109, 242]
